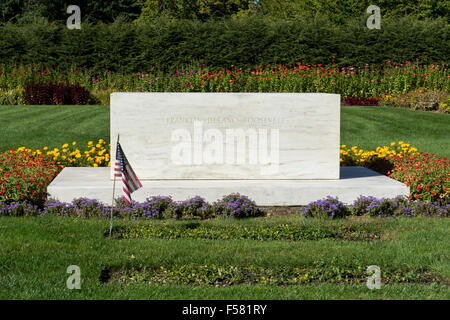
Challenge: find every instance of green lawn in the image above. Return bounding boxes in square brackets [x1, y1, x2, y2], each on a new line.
[0, 216, 448, 299]
[0, 105, 449, 157]
[0, 105, 109, 151]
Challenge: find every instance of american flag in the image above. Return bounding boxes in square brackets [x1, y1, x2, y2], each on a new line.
[115, 142, 142, 204]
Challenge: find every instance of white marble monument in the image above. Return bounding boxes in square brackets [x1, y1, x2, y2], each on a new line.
[110, 93, 340, 180]
[48, 92, 409, 205]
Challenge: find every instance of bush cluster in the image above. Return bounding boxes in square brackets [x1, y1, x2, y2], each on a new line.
[300, 196, 351, 219]
[211, 193, 264, 219]
[343, 97, 379, 106]
[23, 82, 90, 105]
[391, 88, 449, 112]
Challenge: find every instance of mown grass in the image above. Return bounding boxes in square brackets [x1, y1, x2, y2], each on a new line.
[0, 105, 449, 157]
[341, 106, 450, 157]
[0, 215, 448, 299]
[0, 105, 109, 152]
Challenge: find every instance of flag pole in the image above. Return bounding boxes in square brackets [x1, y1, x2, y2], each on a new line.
[109, 133, 119, 238]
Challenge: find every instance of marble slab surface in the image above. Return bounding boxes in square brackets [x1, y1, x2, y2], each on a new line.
[110, 93, 340, 180]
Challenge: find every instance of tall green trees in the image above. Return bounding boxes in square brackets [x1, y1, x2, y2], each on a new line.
[136, 0, 255, 21]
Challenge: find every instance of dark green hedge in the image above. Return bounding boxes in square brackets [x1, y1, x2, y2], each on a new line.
[1, 16, 448, 73]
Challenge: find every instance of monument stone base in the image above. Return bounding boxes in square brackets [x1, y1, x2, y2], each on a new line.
[47, 167, 409, 205]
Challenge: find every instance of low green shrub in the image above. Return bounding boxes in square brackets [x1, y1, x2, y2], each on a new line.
[88, 89, 118, 105]
[111, 263, 438, 286]
[393, 88, 448, 112]
[122, 221, 383, 241]
[0, 88, 24, 105]
[438, 95, 450, 113]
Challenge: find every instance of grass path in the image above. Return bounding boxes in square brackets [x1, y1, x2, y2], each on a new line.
[1, 105, 449, 157]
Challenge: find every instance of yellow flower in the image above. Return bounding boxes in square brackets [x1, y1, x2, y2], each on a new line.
[62, 143, 69, 148]
[72, 141, 77, 146]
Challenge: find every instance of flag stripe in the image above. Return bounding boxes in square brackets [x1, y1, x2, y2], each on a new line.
[116, 142, 142, 203]
[125, 165, 142, 188]
[123, 168, 138, 191]
[123, 169, 139, 191]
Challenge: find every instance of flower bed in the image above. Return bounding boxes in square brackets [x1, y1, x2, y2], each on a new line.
[0, 195, 448, 219]
[1, 61, 449, 107]
[389, 152, 449, 202]
[7, 140, 449, 205]
[15, 139, 110, 167]
[0, 150, 61, 205]
[1, 194, 262, 219]
[300, 196, 448, 218]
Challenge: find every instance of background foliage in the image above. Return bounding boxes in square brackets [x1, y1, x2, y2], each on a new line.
[0, 0, 143, 23]
[256, 0, 450, 22]
[1, 0, 448, 23]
